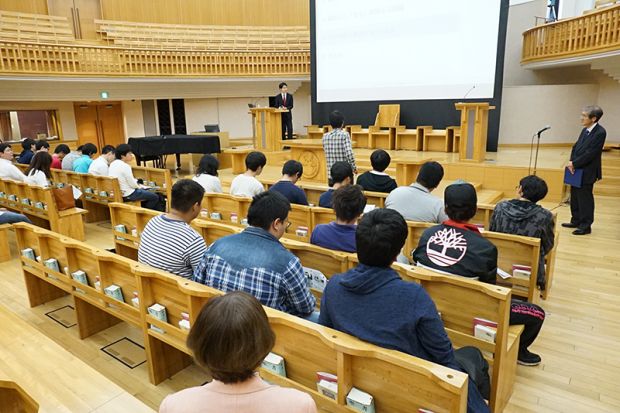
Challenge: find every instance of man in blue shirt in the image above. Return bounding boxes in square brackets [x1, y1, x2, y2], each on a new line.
[193, 191, 316, 319]
[319, 208, 490, 413]
[72, 143, 98, 173]
[318, 161, 353, 208]
[269, 160, 308, 205]
[17, 138, 35, 165]
[311, 185, 365, 252]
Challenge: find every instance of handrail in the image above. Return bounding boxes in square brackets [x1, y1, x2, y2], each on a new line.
[0, 40, 310, 77]
[522, 3, 620, 63]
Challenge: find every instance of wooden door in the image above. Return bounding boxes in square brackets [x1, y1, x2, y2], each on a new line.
[98, 104, 125, 147]
[74, 103, 125, 148]
[74, 103, 100, 147]
[47, 0, 101, 39]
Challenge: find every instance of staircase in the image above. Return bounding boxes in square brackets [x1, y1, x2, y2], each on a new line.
[596, 151, 620, 196]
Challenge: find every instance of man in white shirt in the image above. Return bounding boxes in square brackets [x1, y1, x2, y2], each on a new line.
[0, 143, 27, 182]
[230, 151, 266, 197]
[108, 144, 164, 211]
[88, 145, 116, 176]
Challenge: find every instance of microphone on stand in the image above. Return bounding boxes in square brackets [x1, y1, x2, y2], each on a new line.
[528, 125, 551, 175]
[463, 85, 476, 99]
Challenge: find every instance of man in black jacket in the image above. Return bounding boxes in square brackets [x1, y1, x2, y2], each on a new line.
[563, 105, 606, 235]
[274, 82, 294, 140]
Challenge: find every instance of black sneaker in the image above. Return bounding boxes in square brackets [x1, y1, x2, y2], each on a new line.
[518, 351, 541, 366]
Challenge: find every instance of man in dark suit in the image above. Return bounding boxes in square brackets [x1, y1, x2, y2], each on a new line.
[563, 105, 606, 235]
[274, 82, 294, 140]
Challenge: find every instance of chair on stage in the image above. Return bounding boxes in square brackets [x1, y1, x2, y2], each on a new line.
[351, 104, 401, 149]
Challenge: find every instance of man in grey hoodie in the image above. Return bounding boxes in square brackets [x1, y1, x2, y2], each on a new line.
[490, 175, 555, 290]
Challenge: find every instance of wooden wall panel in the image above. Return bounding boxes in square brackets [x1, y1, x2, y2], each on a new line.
[100, 0, 309, 26]
[0, 0, 47, 14]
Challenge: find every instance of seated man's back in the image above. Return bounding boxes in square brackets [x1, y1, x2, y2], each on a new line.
[193, 191, 315, 317]
[138, 179, 207, 279]
[385, 161, 447, 223]
[269, 160, 308, 205]
[319, 208, 490, 413]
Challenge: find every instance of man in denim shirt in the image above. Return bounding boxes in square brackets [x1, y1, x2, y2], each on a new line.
[193, 191, 316, 319]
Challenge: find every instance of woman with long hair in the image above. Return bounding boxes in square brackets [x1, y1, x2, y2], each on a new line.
[25, 151, 52, 187]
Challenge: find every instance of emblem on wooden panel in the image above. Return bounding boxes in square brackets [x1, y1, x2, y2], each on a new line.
[298, 151, 320, 179]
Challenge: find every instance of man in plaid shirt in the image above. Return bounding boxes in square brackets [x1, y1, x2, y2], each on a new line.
[193, 191, 316, 319]
[323, 110, 357, 182]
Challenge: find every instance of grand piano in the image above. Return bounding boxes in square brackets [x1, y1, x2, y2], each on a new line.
[128, 134, 221, 169]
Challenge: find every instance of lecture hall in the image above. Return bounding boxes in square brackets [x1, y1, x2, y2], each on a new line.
[0, 0, 618, 412]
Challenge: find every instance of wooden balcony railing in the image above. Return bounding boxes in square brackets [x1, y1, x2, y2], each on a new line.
[522, 4, 620, 64]
[0, 41, 310, 77]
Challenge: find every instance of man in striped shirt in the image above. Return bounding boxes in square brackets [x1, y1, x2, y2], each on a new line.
[138, 179, 206, 279]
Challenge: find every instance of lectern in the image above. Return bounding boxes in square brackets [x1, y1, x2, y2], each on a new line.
[249, 107, 287, 152]
[455, 102, 495, 163]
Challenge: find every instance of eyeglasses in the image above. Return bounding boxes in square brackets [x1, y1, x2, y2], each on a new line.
[281, 218, 292, 230]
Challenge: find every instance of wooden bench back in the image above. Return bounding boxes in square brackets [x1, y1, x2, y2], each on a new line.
[403, 221, 541, 303]
[15, 222, 468, 413]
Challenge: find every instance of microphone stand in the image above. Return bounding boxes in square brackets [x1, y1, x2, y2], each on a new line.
[533, 130, 543, 175]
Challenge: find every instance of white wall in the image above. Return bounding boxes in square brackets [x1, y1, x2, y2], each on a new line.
[122, 100, 145, 138]
[499, 84, 599, 143]
[0, 101, 78, 141]
[559, 0, 595, 18]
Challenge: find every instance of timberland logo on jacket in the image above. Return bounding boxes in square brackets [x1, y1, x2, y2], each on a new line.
[426, 228, 467, 266]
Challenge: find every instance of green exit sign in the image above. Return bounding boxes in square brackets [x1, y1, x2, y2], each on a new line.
[100, 91, 109, 99]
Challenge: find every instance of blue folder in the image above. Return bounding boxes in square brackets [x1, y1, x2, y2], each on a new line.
[564, 167, 583, 188]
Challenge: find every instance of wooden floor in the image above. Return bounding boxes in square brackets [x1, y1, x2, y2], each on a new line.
[2, 147, 620, 412]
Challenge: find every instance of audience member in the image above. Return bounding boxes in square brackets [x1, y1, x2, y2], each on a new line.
[356, 149, 397, 193]
[311, 185, 366, 252]
[159, 291, 317, 413]
[61, 145, 82, 171]
[139, 180, 206, 278]
[193, 191, 316, 319]
[109, 144, 163, 211]
[35, 140, 50, 153]
[0, 143, 27, 181]
[72, 143, 98, 173]
[51, 144, 70, 169]
[269, 160, 308, 205]
[318, 161, 353, 208]
[386, 161, 448, 222]
[319, 208, 490, 413]
[230, 151, 266, 197]
[490, 175, 555, 290]
[0, 208, 31, 224]
[88, 145, 116, 176]
[192, 154, 222, 193]
[17, 138, 35, 165]
[413, 183, 546, 366]
[24, 152, 52, 187]
[322, 110, 356, 182]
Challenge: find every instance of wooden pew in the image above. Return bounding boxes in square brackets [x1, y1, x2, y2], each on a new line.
[134, 265, 469, 413]
[0, 380, 39, 413]
[422, 127, 460, 153]
[402, 221, 542, 303]
[0, 224, 11, 262]
[0, 178, 87, 241]
[130, 165, 173, 210]
[15, 222, 469, 413]
[345, 256, 521, 413]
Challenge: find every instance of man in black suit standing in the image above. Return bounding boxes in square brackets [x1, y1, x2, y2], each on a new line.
[274, 82, 294, 140]
[563, 105, 606, 235]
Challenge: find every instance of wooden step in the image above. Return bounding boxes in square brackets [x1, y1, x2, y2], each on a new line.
[594, 183, 620, 196]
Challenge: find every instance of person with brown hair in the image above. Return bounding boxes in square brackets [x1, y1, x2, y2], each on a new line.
[24, 151, 52, 187]
[159, 291, 316, 413]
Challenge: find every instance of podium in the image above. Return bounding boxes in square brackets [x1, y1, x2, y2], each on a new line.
[286, 139, 327, 184]
[455, 102, 495, 163]
[249, 107, 288, 152]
